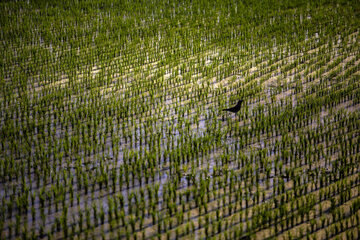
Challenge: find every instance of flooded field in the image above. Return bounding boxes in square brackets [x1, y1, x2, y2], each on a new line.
[1, 1, 359, 239]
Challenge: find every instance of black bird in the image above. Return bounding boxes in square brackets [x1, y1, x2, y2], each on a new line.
[222, 100, 243, 114]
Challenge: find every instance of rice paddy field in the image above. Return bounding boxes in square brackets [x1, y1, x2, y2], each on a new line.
[1, 0, 360, 239]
